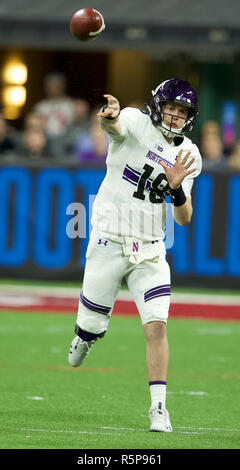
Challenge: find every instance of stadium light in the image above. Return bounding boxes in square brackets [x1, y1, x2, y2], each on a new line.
[2, 85, 27, 107]
[2, 60, 28, 85]
[1, 57, 28, 119]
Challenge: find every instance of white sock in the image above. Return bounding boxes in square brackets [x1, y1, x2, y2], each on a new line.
[149, 381, 167, 408]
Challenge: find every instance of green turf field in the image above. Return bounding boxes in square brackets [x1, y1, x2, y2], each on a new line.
[0, 310, 239, 450]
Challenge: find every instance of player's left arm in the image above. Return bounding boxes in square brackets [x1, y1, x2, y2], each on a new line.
[160, 149, 196, 226]
[172, 196, 193, 226]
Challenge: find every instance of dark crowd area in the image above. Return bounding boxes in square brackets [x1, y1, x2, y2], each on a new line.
[0, 71, 240, 172]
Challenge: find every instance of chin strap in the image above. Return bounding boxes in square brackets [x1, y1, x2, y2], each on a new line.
[160, 124, 181, 139]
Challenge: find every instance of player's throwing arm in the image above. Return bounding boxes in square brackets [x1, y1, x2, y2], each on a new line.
[97, 94, 121, 135]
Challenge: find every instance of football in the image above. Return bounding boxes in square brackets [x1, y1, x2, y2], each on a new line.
[70, 8, 105, 41]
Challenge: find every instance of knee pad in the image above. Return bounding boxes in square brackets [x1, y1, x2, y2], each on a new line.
[77, 300, 110, 335]
[74, 323, 106, 341]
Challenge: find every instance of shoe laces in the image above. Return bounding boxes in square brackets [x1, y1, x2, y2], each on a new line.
[85, 339, 96, 351]
[73, 337, 96, 354]
[86, 340, 94, 351]
[150, 402, 165, 417]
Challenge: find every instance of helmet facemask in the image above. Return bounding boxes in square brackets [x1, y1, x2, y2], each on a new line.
[151, 96, 196, 139]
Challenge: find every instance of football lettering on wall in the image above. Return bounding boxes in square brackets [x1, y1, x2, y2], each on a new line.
[0, 167, 239, 283]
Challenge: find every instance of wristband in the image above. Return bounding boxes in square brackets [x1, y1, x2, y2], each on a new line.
[170, 185, 186, 207]
[101, 104, 120, 120]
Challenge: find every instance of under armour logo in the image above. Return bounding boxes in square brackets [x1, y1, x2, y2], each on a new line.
[133, 242, 139, 252]
[98, 239, 108, 246]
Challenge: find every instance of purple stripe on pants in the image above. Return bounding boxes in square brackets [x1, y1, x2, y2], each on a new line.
[145, 284, 171, 297]
[144, 292, 170, 303]
[80, 292, 111, 315]
[144, 288, 170, 303]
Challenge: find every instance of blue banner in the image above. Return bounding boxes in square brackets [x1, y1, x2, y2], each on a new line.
[0, 164, 239, 288]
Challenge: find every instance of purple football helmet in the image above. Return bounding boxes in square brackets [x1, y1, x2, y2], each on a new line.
[149, 78, 199, 138]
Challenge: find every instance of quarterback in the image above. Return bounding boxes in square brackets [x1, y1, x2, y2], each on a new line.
[68, 79, 202, 432]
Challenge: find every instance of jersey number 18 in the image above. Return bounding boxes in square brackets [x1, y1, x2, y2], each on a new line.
[133, 164, 171, 204]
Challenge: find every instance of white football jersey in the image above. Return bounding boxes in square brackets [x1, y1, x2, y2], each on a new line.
[91, 107, 202, 242]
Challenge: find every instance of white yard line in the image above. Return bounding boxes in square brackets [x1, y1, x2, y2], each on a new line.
[17, 427, 120, 436]
[100, 426, 202, 435]
[178, 426, 240, 432]
[18, 426, 201, 435]
[101, 425, 240, 433]
[2, 424, 239, 437]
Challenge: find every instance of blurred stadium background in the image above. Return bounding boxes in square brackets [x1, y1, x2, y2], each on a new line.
[0, 0, 240, 451]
